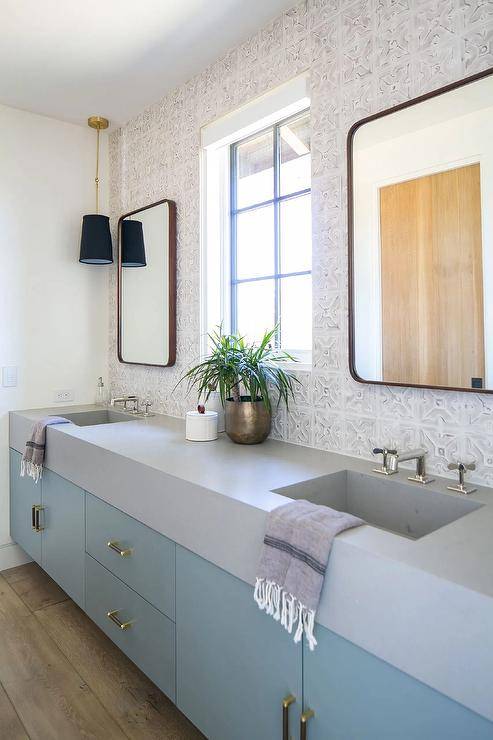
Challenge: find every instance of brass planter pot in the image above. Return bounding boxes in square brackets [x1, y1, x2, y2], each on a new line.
[225, 398, 271, 445]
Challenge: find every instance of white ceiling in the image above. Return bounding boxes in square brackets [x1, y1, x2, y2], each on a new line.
[1, 0, 296, 127]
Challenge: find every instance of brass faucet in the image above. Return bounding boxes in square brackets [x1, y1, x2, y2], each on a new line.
[387, 448, 434, 485]
[110, 395, 139, 412]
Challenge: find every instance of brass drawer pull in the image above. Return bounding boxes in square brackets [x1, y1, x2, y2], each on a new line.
[300, 709, 315, 740]
[282, 694, 295, 740]
[107, 609, 133, 630]
[107, 540, 132, 557]
[32, 505, 44, 532]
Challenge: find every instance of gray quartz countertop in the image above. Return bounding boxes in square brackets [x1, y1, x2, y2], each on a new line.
[9, 405, 493, 722]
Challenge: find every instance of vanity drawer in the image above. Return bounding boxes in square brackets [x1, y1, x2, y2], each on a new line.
[85, 554, 176, 701]
[85, 493, 175, 620]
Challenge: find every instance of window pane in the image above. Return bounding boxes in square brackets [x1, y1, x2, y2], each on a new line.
[236, 279, 275, 344]
[280, 112, 311, 196]
[236, 205, 274, 280]
[280, 194, 312, 274]
[280, 274, 312, 351]
[236, 130, 274, 209]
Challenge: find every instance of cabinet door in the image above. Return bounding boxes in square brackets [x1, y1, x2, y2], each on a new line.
[41, 468, 85, 607]
[85, 554, 176, 701]
[176, 546, 302, 740]
[9, 449, 42, 563]
[303, 624, 493, 740]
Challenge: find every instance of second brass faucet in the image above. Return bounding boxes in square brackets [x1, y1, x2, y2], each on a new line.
[373, 447, 434, 485]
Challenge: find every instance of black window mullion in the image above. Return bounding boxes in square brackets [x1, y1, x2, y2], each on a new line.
[232, 187, 311, 216]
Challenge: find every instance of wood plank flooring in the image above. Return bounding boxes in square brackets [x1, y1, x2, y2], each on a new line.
[0, 563, 204, 739]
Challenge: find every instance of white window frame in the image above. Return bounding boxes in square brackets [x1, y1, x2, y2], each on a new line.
[200, 74, 311, 366]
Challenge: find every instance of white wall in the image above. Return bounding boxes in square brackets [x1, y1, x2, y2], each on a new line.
[0, 104, 109, 568]
[353, 104, 493, 383]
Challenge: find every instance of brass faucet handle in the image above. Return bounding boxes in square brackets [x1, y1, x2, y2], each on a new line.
[447, 460, 477, 495]
[448, 461, 476, 472]
[372, 446, 397, 456]
[141, 399, 154, 417]
[372, 446, 398, 476]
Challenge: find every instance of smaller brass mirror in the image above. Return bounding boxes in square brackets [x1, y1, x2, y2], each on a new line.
[118, 199, 176, 367]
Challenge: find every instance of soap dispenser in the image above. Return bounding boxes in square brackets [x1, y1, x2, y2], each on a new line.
[95, 376, 108, 406]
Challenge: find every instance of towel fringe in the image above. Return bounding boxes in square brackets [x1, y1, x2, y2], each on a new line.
[20, 459, 42, 483]
[254, 577, 318, 650]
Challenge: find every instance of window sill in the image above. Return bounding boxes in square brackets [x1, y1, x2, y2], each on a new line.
[280, 360, 312, 373]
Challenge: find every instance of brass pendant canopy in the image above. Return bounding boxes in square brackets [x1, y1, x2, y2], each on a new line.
[88, 116, 109, 130]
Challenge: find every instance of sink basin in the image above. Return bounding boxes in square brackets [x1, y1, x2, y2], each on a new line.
[59, 409, 136, 427]
[273, 470, 483, 540]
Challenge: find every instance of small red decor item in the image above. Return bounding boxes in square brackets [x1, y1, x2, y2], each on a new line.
[197, 404, 206, 414]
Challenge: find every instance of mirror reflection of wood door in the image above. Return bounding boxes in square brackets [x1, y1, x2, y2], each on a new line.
[380, 163, 484, 389]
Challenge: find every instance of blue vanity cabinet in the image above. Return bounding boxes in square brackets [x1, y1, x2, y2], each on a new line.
[41, 468, 85, 607]
[176, 545, 303, 740]
[9, 448, 42, 564]
[303, 624, 493, 740]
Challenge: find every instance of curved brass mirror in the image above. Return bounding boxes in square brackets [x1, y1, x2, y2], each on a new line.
[117, 199, 176, 367]
[349, 67, 493, 393]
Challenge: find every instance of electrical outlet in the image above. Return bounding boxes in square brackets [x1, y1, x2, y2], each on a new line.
[53, 389, 75, 403]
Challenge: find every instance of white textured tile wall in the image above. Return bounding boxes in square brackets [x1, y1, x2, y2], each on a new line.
[109, 0, 493, 485]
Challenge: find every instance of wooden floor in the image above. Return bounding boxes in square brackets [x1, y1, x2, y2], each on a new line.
[0, 562, 204, 739]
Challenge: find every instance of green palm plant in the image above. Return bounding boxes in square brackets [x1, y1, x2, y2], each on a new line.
[178, 326, 299, 413]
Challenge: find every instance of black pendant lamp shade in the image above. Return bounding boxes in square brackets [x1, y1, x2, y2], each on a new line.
[122, 219, 146, 267]
[79, 214, 113, 264]
[79, 115, 113, 265]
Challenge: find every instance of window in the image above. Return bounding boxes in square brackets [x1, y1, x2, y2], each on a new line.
[230, 110, 312, 355]
[201, 74, 311, 362]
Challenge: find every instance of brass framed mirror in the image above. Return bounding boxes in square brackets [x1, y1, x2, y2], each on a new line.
[348, 66, 493, 393]
[117, 199, 176, 367]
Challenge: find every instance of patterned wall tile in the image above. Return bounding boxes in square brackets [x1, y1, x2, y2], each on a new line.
[344, 417, 378, 458]
[108, 0, 493, 483]
[287, 406, 314, 446]
[463, 21, 493, 73]
[313, 409, 345, 449]
[459, 0, 493, 29]
[312, 371, 343, 410]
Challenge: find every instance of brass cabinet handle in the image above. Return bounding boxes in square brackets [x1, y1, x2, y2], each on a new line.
[107, 540, 132, 557]
[32, 505, 44, 532]
[107, 609, 133, 630]
[300, 709, 315, 740]
[282, 695, 296, 740]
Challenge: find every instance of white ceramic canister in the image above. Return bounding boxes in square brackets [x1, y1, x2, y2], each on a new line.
[186, 410, 218, 441]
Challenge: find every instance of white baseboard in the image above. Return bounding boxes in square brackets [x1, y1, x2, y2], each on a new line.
[0, 542, 32, 571]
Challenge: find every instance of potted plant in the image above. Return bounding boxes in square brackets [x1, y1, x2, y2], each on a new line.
[179, 327, 299, 444]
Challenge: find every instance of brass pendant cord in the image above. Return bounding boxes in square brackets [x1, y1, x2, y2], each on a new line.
[95, 126, 100, 214]
[87, 116, 109, 215]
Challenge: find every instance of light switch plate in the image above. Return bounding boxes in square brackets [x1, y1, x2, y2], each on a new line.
[2, 366, 18, 387]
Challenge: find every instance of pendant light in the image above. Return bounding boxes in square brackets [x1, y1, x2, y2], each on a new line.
[79, 115, 113, 264]
[122, 218, 146, 267]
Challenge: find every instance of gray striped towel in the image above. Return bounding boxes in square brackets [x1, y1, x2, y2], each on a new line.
[21, 417, 70, 483]
[254, 500, 364, 650]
